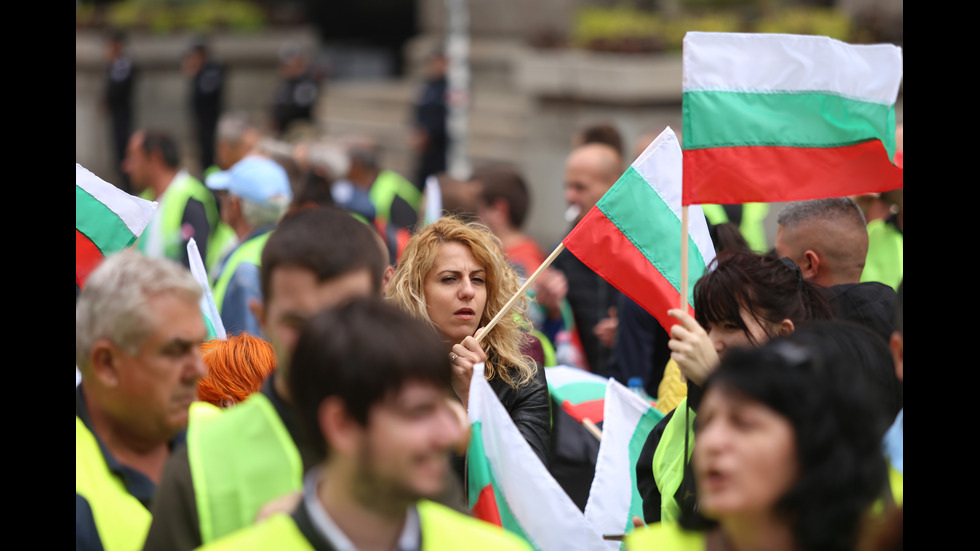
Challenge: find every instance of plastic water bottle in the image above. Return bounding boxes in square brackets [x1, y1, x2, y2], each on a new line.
[628, 376, 654, 405]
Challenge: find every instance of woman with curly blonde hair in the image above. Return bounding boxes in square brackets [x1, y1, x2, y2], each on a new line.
[386, 215, 551, 466]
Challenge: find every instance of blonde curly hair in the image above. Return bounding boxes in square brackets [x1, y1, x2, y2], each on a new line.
[385, 216, 536, 388]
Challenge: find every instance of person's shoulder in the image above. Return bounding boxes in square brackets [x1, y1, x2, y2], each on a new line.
[417, 501, 534, 550]
[197, 513, 309, 551]
[626, 522, 704, 550]
[189, 394, 275, 438]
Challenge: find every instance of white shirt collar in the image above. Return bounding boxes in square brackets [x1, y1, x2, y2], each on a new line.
[302, 467, 421, 551]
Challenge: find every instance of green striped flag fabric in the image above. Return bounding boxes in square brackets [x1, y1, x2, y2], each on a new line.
[681, 31, 903, 205]
[562, 127, 716, 331]
[76, 164, 156, 289]
[584, 379, 664, 548]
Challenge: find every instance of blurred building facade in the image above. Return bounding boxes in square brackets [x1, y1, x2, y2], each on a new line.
[76, 0, 902, 249]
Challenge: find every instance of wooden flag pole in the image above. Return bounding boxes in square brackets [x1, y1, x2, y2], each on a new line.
[681, 206, 689, 310]
[582, 418, 603, 441]
[476, 242, 565, 343]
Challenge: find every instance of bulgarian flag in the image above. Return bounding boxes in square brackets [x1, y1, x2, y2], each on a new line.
[76, 163, 156, 289]
[466, 363, 608, 551]
[584, 380, 664, 548]
[546, 365, 610, 428]
[562, 127, 715, 330]
[681, 32, 904, 205]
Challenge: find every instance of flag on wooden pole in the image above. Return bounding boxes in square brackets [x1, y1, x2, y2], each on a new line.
[681, 31, 903, 205]
[562, 127, 715, 330]
[76, 163, 156, 289]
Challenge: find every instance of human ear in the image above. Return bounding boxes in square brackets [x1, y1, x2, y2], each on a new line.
[319, 397, 360, 455]
[801, 250, 819, 280]
[777, 318, 795, 337]
[90, 338, 121, 387]
[890, 331, 903, 381]
[249, 298, 266, 335]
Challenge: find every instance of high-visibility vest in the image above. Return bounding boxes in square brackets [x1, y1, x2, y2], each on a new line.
[701, 203, 770, 253]
[197, 500, 534, 551]
[208, 222, 238, 278]
[75, 416, 152, 551]
[861, 218, 903, 291]
[651, 398, 696, 522]
[532, 328, 557, 367]
[888, 462, 904, 508]
[369, 169, 422, 226]
[187, 393, 304, 544]
[137, 174, 223, 263]
[626, 521, 704, 551]
[212, 231, 272, 314]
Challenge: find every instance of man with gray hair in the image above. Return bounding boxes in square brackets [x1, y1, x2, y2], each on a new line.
[206, 155, 293, 336]
[76, 249, 208, 551]
[774, 197, 896, 342]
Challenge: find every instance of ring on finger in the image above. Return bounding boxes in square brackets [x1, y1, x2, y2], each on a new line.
[451, 353, 458, 362]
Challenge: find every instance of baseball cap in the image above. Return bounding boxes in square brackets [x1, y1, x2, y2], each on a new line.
[206, 156, 293, 206]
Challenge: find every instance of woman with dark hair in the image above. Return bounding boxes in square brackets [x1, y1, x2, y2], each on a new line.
[385, 215, 551, 468]
[627, 326, 889, 551]
[637, 249, 834, 524]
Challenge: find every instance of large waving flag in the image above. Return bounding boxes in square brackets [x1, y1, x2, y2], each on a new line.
[76, 163, 156, 289]
[466, 363, 609, 551]
[562, 127, 715, 329]
[681, 31, 903, 205]
[585, 380, 664, 548]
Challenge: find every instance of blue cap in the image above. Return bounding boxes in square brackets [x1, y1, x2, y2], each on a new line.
[206, 156, 292, 207]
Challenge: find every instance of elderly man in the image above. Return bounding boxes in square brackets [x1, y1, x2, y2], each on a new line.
[76, 249, 208, 550]
[543, 142, 623, 375]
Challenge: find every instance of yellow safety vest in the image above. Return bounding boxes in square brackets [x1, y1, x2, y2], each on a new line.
[187, 393, 304, 544]
[651, 398, 696, 522]
[75, 416, 152, 551]
[197, 500, 533, 551]
[626, 522, 704, 551]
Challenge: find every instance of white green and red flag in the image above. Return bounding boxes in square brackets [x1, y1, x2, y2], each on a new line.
[584, 380, 664, 548]
[681, 31, 903, 205]
[545, 365, 610, 426]
[76, 163, 156, 289]
[562, 127, 715, 330]
[466, 363, 608, 551]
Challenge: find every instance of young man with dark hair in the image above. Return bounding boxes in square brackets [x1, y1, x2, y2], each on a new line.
[194, 298, 532, 550]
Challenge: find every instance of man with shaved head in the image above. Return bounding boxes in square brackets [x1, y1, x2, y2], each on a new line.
[539, 142, 624, 376]
[774, 197, 869, 287]
[775, 197, 896, 342]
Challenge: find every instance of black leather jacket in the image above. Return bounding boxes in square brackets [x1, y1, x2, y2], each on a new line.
[452, 356, 552, 485]
[488, 359, 552, 466]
